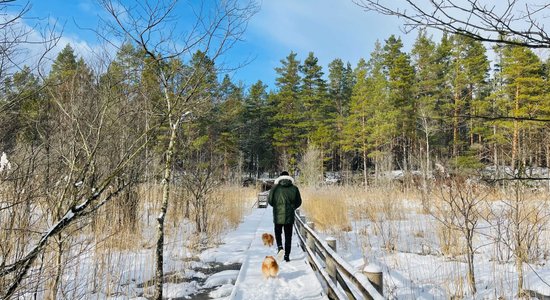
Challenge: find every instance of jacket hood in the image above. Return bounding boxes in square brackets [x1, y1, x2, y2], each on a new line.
[275, 175, 294, 186]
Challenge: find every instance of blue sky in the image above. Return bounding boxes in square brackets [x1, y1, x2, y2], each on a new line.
[23, 0, 417, 90]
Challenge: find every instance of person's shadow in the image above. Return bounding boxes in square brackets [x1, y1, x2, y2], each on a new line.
[280, 270, 307, 280]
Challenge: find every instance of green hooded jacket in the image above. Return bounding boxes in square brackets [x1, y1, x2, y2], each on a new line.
[268, 175, 302, 224]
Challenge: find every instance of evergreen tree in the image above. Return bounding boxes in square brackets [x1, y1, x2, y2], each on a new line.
[500, 44, 545, 171]
[382, 35, 415, 170]
[327, 58, 353, 171]
[365, 41, 397, 179]
[271, 51, 302, 170]
[432, 33, 454, 157]
[299, 52, 330, 173]
[411, 30, 440, 177]
[443, 35, 489, 162]
[216, 75, 244, 178]
[1, 66, 42, 150]
[343, 58, 370, 185]
[241, 80, 273, 176]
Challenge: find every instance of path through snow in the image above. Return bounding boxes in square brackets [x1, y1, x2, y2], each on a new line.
[201, 206, 328, 300]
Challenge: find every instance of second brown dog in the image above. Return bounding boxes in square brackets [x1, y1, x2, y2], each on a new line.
[262, 233, 274, 247]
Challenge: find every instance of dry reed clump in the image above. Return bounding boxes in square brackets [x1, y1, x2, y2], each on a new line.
[89, 183, 257, 253]
[206, 184, 257, 242]
[89, 184, 163, 252]
[435, 225, 464, 257]
[300, 186, 351, 232]
[348, 187, 408, 222]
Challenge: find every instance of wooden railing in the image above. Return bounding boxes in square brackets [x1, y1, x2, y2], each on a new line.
[294, 209, 385, 300]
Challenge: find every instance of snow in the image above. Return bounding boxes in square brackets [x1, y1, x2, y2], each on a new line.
[209, 283, 234, 298]
[162, 282, 201, 298]
[0, 152, 11, 172]
[17, 188, 549, 299]
[313, 197, 550, 299]
[363, 264, 382, 273]
[198, 207, 327, 299]
[203, 270, 239, 288]
[227, 207, 328, 300]
[525, 269, 550, 295]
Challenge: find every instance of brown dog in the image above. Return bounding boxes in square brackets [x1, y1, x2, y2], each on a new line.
[261, 256, 279, 278]
[261, 233, 274, 247]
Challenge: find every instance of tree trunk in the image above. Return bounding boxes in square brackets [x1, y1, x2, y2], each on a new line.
[465, 230, 476, 295]
[362, 147, 368, 189]
[453, 91, 460, 158]
[154, 120, 177, 300]
[46, 239, 63, 300]
[512, 84, 520, 172]
[546, 140, 550, 192]
[422, 120, 430, 211]
[493, 125, 499, 180]
[517, 257, 524, 297]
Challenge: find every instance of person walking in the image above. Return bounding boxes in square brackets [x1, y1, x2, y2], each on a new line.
[268, 171, 302, 262]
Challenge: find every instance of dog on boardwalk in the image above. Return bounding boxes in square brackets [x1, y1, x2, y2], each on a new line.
[261, 233, 274, 247]
[261, 256, 279, 278]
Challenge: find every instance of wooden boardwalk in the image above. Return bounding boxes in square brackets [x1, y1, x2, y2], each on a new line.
[229, 207, 329, 300]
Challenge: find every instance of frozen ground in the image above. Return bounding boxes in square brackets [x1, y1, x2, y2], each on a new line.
[84, 206, 326, 299]
[224, 207, 327, 300]
[314, 199, 550, 299]
[22, 189, 548, 299]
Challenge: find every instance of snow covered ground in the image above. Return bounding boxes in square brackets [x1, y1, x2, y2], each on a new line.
[83, 206, 326, 299]
[200, 206, 327, 300]
[311, 198, 550, 299]
[19, 186, 548, 299]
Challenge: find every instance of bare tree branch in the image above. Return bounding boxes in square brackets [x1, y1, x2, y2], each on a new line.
[353, 0, 550, 48]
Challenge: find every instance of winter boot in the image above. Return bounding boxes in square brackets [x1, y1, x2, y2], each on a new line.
[276, 247, 285, 261]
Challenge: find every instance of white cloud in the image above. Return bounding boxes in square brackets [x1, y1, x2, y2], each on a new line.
[77, 0, 95, 14]
[250, 0, 414, 67]
[3, 15, 119, 76]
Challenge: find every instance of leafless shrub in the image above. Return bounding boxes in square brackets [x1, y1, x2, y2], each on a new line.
[430, 177, 489, 295]
[485, 181, 550, 296]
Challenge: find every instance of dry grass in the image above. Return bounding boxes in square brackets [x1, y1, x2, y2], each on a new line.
[89, 183, 256, 251]
[349, 187, 415, 222]
[300, 186, 351, 232]
[207, 184, 257, 241]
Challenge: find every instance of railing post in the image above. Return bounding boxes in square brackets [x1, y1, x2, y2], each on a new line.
[363, 264, 383, 296]
[325, 237, 337, 285]
[306, 222, 315, 250]
[305, 222, 316, 270]
[297, 213, 306, 250]
[326, 237, 336, 252]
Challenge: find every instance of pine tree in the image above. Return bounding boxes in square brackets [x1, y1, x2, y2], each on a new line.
[366, 41, 397, 180]
[271, 51, 302, 170]
[383, 35, 415, 170]
[299, 52, 330, 174]
[327, 58, 353, 171]
[1, 67, 42, 150]
[442, 35, 489, 163]
[216, 75, 244, 178]
[411, 30, 439, 187]
[241, 80, 273, 176]
[500, 44, 545, 172]
[343, 58, 370, 186]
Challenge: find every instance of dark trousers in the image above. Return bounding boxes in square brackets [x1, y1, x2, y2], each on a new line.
[274, 223, 293, 255]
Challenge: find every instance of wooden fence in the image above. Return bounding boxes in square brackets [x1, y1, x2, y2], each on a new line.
[294, 209, 385, 300]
